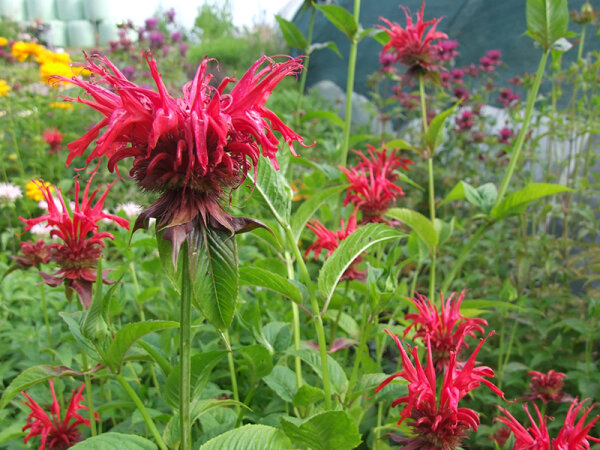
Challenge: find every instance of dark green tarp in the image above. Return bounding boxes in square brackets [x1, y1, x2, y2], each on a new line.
[293, 0, 598, 96]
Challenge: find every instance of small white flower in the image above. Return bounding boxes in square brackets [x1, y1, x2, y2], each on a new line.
[30, 223, 52, 235]
[0, 183, 23, 201]
[117, 202, 143, 218]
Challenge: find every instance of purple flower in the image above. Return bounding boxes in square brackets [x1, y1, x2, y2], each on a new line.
[479, 56, 495, 72]
[166, 8, 176, 23]
[451, 68, 464, 84]
[108, 40, 119, 52]
[498, 127, 514, 145]
[455, 110, 474, 133]
[453, 86, 471, 100]
[440, 71, 451, 87]
[145, 18, 159, 31]
[464, 64, 479, 77]
[497, 88, 519, 107]
[148, 31, 164, 49]
[179, 42, 189, 58]
[122, 65, 136, 79]
[436, 39, 459, 62]
[170, 31, 182, 43]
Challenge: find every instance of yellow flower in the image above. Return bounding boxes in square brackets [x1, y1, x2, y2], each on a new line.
[25, 180, 53, 201]
[71, 66, 91, 77]
[49, 101, 73, 110]
[40, 62, 74, 87]
[35, 48, 72, 65]
[11, 41, 45, 62]
[0, 79, 10, 97]
[9, 154, 17, 161]
[0, 37, 7, 46]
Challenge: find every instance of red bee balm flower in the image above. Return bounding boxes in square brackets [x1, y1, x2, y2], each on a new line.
[341, 145, 412, 222]
[305, 209, 364, 280]
[495, 403, 551, 449]
[378, 2, 448, 77]
[59, 54, 308, 254]
[22, 380, 97, 450]
[404, 291, 487, 371]
[19, 178, 129, 307]
[42, 128, 64, 153]
[376, 331, 505, 449]
[526, 369, 568, 404]
[12, 239, 51, 268]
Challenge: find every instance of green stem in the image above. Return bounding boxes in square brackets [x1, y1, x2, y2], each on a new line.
[40, 284, 53, 353]
[340, 0, 361, 167]
[345, 299, 369, 404]
[81, 351, 97, 436]
[577, 25, 586, 61]
[284, 227, 332, 409]
[6, 98, 25, 177]
[225, 330, 241, 423]
[285, 252, 303, 389]
[180, 245, 192, 450]
[495, 51, 549, 208]
[116, 374, 168, 450]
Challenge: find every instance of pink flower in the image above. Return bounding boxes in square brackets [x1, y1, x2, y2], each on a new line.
[451, 68, 464, 84]
[341, 145, 412, 222]
[455, 110, 474, 133]
[453, 86, 471, 101]
[498, 127, 514, 145]
[403, 291, 487, 371]
[59, 54, 308, 257]
[22, 380, 97, 450]
[496, 403, 550, 449]
[498, 87, 520, 107]
[42, 128, 64, 153]
[19, 177, 129, 307]
[378, 2, 448, 77]
[436, 40, 459, 62]
[305, 209, 364, 280]
[376, 330, 505, 449]
[525, 369, 569, 404]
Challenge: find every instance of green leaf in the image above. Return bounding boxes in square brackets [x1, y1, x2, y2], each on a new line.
[0, 423, 24, 444]
[439, 180, 467, 207]
[460, 182, 497, 214]
[263, 366, 298, 402]
[293, 384, 324, 408]
[281, 411, 362, 450]
[318, 223, 404, 312]
[199, 424, 292, 449]
[307, 41, 342, 58]
[239, 345, 274, 382]
[239, 267, 303, 304]
[288, 349, 347, 394]
[104, 321, 178, 373]
[385, 208, 437, 253]
[526, 0, 569, 51]
[300, 110, 344, 128]
[490, 183, 572, 219]
[193, 226, 239, 331]
[425, 102, 460, 154]
[59, 311, 98, 359]
[0, 365, 82, 411]
[156, 229, 182, 290]
[371, 30, 390, 45]
[315, 4, 358, 41]
[250, 156, 292, 226]
[275, 15, 307, 51]
[70, 432, 157, 449]
[290, 184, 347, 241]
[164, 351, 227, 407]
[384, 138, 422, 155]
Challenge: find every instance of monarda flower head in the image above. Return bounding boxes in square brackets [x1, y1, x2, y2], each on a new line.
[376, 331, 505, 449]
[378, 2, 448, 79]
[340, 145, 412, 223]
[525, 369, 569, 404]
[22, 380, 97, 450]
[403, 291, 487, 371]
[305, 209, 364, 281]
[59, 53, 308, 258]
[19, 177, 129, 307]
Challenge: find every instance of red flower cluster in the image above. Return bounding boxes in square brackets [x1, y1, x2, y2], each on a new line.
[341, 145, 412, 222]
[19, 177, 129, 307]
[497, 399, 600, 449]
[60, 54, 308, 256]
[525, 369, 569, 404]
[403, 291, 487, 371]
[12, 239, 51, 268]
[378, 2, 448, 77]
[377, 330, 505, 449]
[305, 209, 363, 280]
[42, 128, 64, 154]
[22, 380, 96, 450]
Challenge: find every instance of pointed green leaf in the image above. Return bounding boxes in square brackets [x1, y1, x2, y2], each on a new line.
[318, 223, 404, 312]
[238, 344, 274, 382]
[308, 41, 342, 58]
[199, 424, 292, 449]
[263, 366, 298, 402]
[315, 4, 358, 41]
[385, 208, 437, 253]
[239, 267, 303, 304]
[372, 30, 390, 45]
[104, 321, 179, 373]
[275, 15, 307, 51]
[250, 156, 292, 226]
[0, 365, 82, 411]
[490, 183, 572, 219]
[156, 229, 182, 291]
[60, 311, 98, 359]
[300, 110, 344, 128]
[384, 138, 422, 155]
[288, 349, 347, 394]
[526, 0, 569, 51]
[0, 423, 24, 445]
[293, 384, 324, 408]
[290, 184, 347, 241]
[193, 226, 239, 331]
[281, 411, 362, 450]
[425, 102, 460, 154]
[439, 180, 467, 207]
[70, 432, 157, 449]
